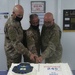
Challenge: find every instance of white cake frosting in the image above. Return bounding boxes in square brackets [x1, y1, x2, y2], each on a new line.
[7, 63, 73, 75]
[7, 63, 37, 75]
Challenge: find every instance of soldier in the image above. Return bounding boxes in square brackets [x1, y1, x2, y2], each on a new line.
[23, 14, 40, 63]
[36, 12, 62, 63]
[4, 4, 37, 69]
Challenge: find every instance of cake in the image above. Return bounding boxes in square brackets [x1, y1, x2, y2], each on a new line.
[7, 63, 38, 75]
[39, 63, 73, 75]
[7, 63, 73, 75]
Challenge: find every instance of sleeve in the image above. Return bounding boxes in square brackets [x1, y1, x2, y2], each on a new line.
[8, 26, 31, 57]
[41, 29, 61, 59]
[26, 30, 37, 54]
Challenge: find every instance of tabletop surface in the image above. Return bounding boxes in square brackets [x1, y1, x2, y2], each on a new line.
[0, 70, 75, 75]
[72, 70, 75, 75]
[0, 71, 7, 75]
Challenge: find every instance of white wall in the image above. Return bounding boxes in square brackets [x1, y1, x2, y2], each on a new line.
[0, 0, 9, 70]
[0, 0, 18, 70]
[61, 0, 75, 70]
[20, 0, 57, 30]
[0, 0, 75, 70]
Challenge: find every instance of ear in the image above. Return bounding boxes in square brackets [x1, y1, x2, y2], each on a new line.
[29, 21, 31, 23]
[53, 19, 54, 21]
[13, 12, 15, 14]
[38, 19, 39, 22]
[12, 12, 15, 16]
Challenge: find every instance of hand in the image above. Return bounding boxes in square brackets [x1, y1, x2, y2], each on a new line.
[36, 56, 43, 63]
[30, 53, 38, 62]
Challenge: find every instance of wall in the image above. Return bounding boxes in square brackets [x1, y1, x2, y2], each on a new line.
[0, 0, 18, 70]
[0, 0, 9, 70]
[20, 0, 57, 30]
[0, 0, 75, 70]
[61, 0, 75, 70]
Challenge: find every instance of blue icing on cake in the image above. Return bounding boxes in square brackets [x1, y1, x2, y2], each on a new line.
[12, 63, 33, 74]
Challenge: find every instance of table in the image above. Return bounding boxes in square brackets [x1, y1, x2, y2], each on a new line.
[0, 71, 7, 75]
[0, 70, 75, 75]
[72, 70, 75, 75]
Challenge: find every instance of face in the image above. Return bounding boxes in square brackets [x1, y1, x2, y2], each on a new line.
[30, 17, 39, 26]
[30, 17, 39, 29]
[44, 16, 54, 27]
[14, 10, 24, 21]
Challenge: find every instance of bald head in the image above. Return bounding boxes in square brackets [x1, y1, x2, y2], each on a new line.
[12, 4, 24, 21]
[13, 4, 24, 16]
[44, 12, 53, 22]
[44, 12, 54, 27]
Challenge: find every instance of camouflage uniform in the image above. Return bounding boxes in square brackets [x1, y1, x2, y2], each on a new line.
[41, 23, 62, 63]
[4, 16, 31, 69]
[23, 26, 40, 63]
